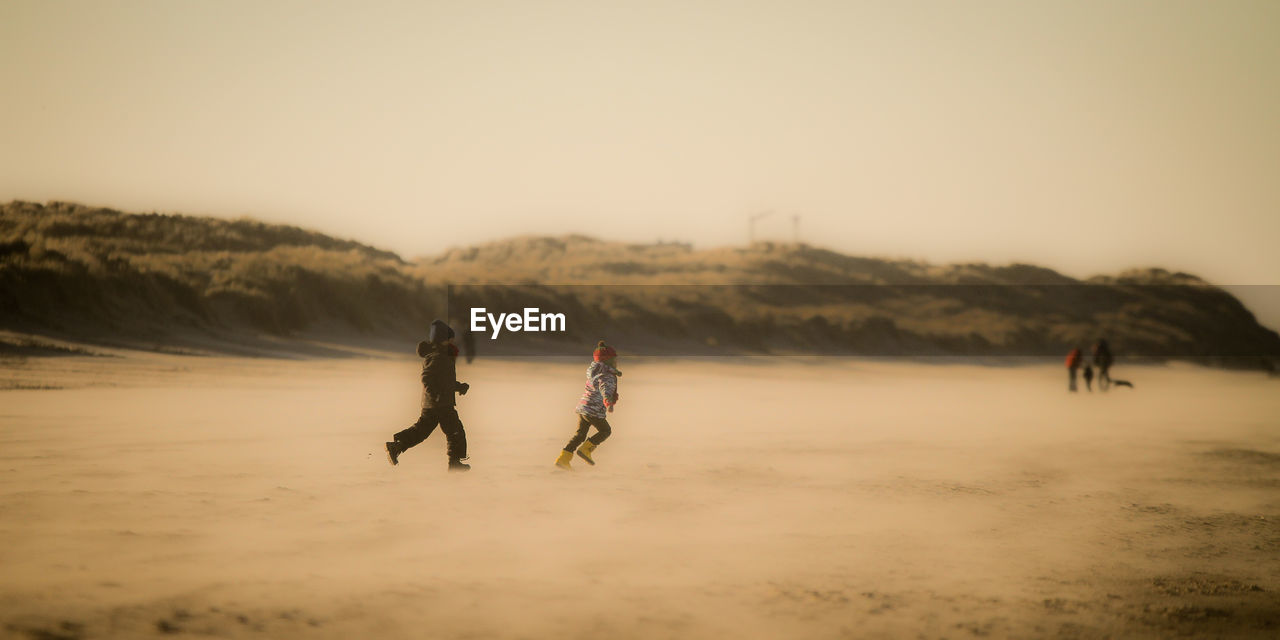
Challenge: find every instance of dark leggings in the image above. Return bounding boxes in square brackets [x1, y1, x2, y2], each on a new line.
[564, 414, 611, 452]
[394, 407, 468, 461]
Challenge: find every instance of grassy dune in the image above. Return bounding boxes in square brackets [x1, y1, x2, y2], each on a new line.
[3, 201, 1278, 367]
[1, 202, 444, 354]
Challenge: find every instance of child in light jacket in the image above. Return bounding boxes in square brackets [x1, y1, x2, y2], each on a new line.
[556, 341, 621, 470]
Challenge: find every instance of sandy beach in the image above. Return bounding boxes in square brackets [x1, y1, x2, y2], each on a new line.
[1, 353, 1277, 638]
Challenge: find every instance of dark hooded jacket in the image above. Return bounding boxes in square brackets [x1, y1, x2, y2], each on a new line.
[421, 341, 461, 408]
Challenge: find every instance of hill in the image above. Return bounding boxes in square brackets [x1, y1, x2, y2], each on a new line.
[422, 236, 1278, 367]
[3, 201, 1278, 368]
[0, 201, 444, 355]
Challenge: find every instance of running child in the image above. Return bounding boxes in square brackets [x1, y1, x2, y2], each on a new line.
[556, 340, 621, 470]
[385, 319, 472, 471]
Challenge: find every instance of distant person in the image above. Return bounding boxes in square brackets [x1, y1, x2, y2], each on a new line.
[385, 320, 472, 471]
[448, 315, 476, 364]
[1065, 346, 1082, 392]
[1092, 339, 1114, 391]
[556, 340, 622, 470]
[1082, 362, 1094, 392]
[462, 327, 476, 364]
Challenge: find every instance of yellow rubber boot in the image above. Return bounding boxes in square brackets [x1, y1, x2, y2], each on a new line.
[576, 441, 597, 466]
[555, 449, 573, 470]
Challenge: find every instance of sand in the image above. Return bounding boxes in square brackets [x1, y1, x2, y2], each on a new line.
[1, 352, 1278, 639]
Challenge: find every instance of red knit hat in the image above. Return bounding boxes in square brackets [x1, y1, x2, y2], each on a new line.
[593, 340, 617, 362]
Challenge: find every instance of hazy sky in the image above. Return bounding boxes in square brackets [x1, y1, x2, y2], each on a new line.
[2, 0, 1278, 287]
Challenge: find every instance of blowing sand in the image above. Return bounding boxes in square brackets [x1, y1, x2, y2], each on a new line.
[1, 353, 1277, 639]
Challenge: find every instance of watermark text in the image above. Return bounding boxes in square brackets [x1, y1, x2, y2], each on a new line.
[470, 307, 567, 339]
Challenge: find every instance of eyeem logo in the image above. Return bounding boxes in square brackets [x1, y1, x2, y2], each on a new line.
[470, 308, 567, 339]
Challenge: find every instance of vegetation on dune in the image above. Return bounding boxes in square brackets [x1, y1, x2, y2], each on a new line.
[0, 201, 444, 346]
[428, 235, 1278, 365]
[2, 201, 1277, 367]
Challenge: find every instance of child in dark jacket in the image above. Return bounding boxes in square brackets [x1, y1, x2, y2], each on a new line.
[556, 341, 621, 470]
[385, 319, 472, 471]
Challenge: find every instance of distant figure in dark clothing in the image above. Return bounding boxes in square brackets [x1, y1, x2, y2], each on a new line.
[385, 320, 472, 471]
[462, 327, 476, 364]
[1092, 339, 1114, 391]
[1065, 347, 1082, 392]
[1082, 362, 1094, 392]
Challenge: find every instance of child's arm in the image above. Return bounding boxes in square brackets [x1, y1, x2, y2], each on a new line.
[599, 373, 619, 412]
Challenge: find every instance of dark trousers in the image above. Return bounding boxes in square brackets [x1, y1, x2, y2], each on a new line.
[394, 407, 467, 461]
[564, 414, 611, 452]
[1097, 365, 1111, 391]
[1068, 368, 1078, 392]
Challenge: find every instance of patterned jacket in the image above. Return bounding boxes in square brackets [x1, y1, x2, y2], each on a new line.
[575, 361, 619, 419]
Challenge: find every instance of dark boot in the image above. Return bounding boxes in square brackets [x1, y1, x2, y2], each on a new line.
[385, 441, 402, 466]
[448, 458, 471, 472]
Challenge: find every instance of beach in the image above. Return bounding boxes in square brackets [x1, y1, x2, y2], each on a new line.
[2, 353, 1277, 638]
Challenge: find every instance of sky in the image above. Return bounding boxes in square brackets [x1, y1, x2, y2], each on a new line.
[2, 1, 1278, 320]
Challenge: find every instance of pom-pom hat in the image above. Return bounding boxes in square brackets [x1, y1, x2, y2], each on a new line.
[593, 340, 617, 362]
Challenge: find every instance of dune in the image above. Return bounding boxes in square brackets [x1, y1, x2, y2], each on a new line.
[1, 352, 1277, 638]
[5, 201, 1278, 369]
